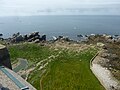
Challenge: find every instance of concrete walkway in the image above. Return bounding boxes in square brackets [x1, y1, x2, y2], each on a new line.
[0, 66, 36, 90]
[91, 56, 120, 90]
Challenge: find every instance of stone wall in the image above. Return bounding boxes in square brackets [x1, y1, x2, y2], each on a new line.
[0, 44, 12, 69]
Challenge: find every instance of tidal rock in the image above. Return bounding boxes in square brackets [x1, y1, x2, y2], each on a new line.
[0, 34, 3, 36]
[105, 35, 113, 40]
[12, 32, 20, 38]
[41, 35, 46, 41]
[33, 39, 40, 43]
[116, 38, 120, 43]
[15, 35, 24, 42]
[77, 34, 83, 38]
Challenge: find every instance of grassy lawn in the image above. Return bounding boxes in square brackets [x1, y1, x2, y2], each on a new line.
[8, 43, 105, 90]
[8, 43, 57, 63]
[41, 49, 104, 90]
[8, 43, 59, 90]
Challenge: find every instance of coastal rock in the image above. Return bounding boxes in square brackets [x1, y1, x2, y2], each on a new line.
[0, 34, 3, 36]
[77, 34, 83, 38]
[107, 39, 115, 43]
[27, 32, 39, 39]
[9, 31, 46, 43]
[23, 34, 28, 40]
[53, 36, 70, 42]
[115, 38, 120, 44]
[15, 35, 24, 42]
[110, 54, 118, 60]
[33, 39, 40, 43]
[99, 53, 110, 58]
[26, 32, 46, 42]
[52, 36, 57, 41]
[11, 32, 24, 43]
[12, 32, 20, 38]
[40, 35, 46, 41]
[104, 35, 113, 40]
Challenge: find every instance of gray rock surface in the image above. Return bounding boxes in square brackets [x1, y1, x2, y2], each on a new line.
[0, 44, 12, 69]
[10, 32, 46, 43]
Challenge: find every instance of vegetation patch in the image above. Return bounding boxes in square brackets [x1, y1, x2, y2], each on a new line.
[41, 48, 104, 90]
[8, 43, 104, 90]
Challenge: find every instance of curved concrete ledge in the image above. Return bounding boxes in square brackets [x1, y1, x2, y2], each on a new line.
[0, 44, 5, 49]
[90, 55, 120, 90]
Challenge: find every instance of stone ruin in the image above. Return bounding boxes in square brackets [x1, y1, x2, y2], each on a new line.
[0, 44, 12, 69]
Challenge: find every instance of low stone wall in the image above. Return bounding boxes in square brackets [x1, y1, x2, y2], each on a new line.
[90, 52, 120, 90]
[0, 44, 12, 69]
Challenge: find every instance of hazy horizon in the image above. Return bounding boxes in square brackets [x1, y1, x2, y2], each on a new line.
[0, 15, 120, 39]
[0, 0, 120, 16]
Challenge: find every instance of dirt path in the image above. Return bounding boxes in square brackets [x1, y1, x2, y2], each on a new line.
[91, 56, 120, 90]
[13, 58, 28, 72]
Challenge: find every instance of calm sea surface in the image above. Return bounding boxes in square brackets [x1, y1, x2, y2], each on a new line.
[0, 15, 120, 40]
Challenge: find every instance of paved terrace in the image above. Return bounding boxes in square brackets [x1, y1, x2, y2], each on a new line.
[0, 66, 36, 90]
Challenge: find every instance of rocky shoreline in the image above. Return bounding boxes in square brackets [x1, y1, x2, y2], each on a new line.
[0, 32, 120, 44]
[0, 31, 120, 89]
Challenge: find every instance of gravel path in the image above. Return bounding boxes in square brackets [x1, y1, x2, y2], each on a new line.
[13, 58, 28, 72]
[91, 57, 120, 90]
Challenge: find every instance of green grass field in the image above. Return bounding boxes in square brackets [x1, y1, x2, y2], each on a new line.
[8, 43, 105, 90]
[8, 43, 58, 64]
[41, 49, 104, 90]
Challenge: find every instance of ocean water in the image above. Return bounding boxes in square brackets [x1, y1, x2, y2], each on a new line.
[0, 15, 120, 40]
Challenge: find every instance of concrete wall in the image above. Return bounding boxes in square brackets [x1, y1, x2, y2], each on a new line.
[0, 44, 12, 69]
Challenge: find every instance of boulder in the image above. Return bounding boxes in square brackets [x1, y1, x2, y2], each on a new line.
[41, 35, 46, 41]
[97, 42, 105, 47]
[34, 31, 39, 36]
[100, 53, 110, 58]
[0, 34, 3, 36]
[52, 36, 57, 41]
[61, 37, 70, 41]
[34, 35, 40, 39]
[105, 35, 113, 40]
[116, 38, 120, 43]
[23, 34, 28, 40]
[107, 39, 115, 43]
[27, 38, 33, 42]
[15, 35, 24, 42]
[27, 33, 34, 39]
[12, 32, 20, 38]
[59, 36, 63, 38]
[33, 39, 40, 43]
[28, 32, 39, 39]
[77, 34, 83, 38]
[10, 31, 46, 43]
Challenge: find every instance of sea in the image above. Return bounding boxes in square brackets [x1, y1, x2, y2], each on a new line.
[0, 15, 120, 40]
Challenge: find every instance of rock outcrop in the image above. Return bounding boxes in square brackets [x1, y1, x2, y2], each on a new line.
[10, 32, 46, 43]
[0, 44, 12, 69]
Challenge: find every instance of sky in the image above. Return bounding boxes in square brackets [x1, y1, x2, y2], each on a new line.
[0, 0, 120, 16]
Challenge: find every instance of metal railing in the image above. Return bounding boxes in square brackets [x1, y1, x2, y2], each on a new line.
[0, 66, 29, 90]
